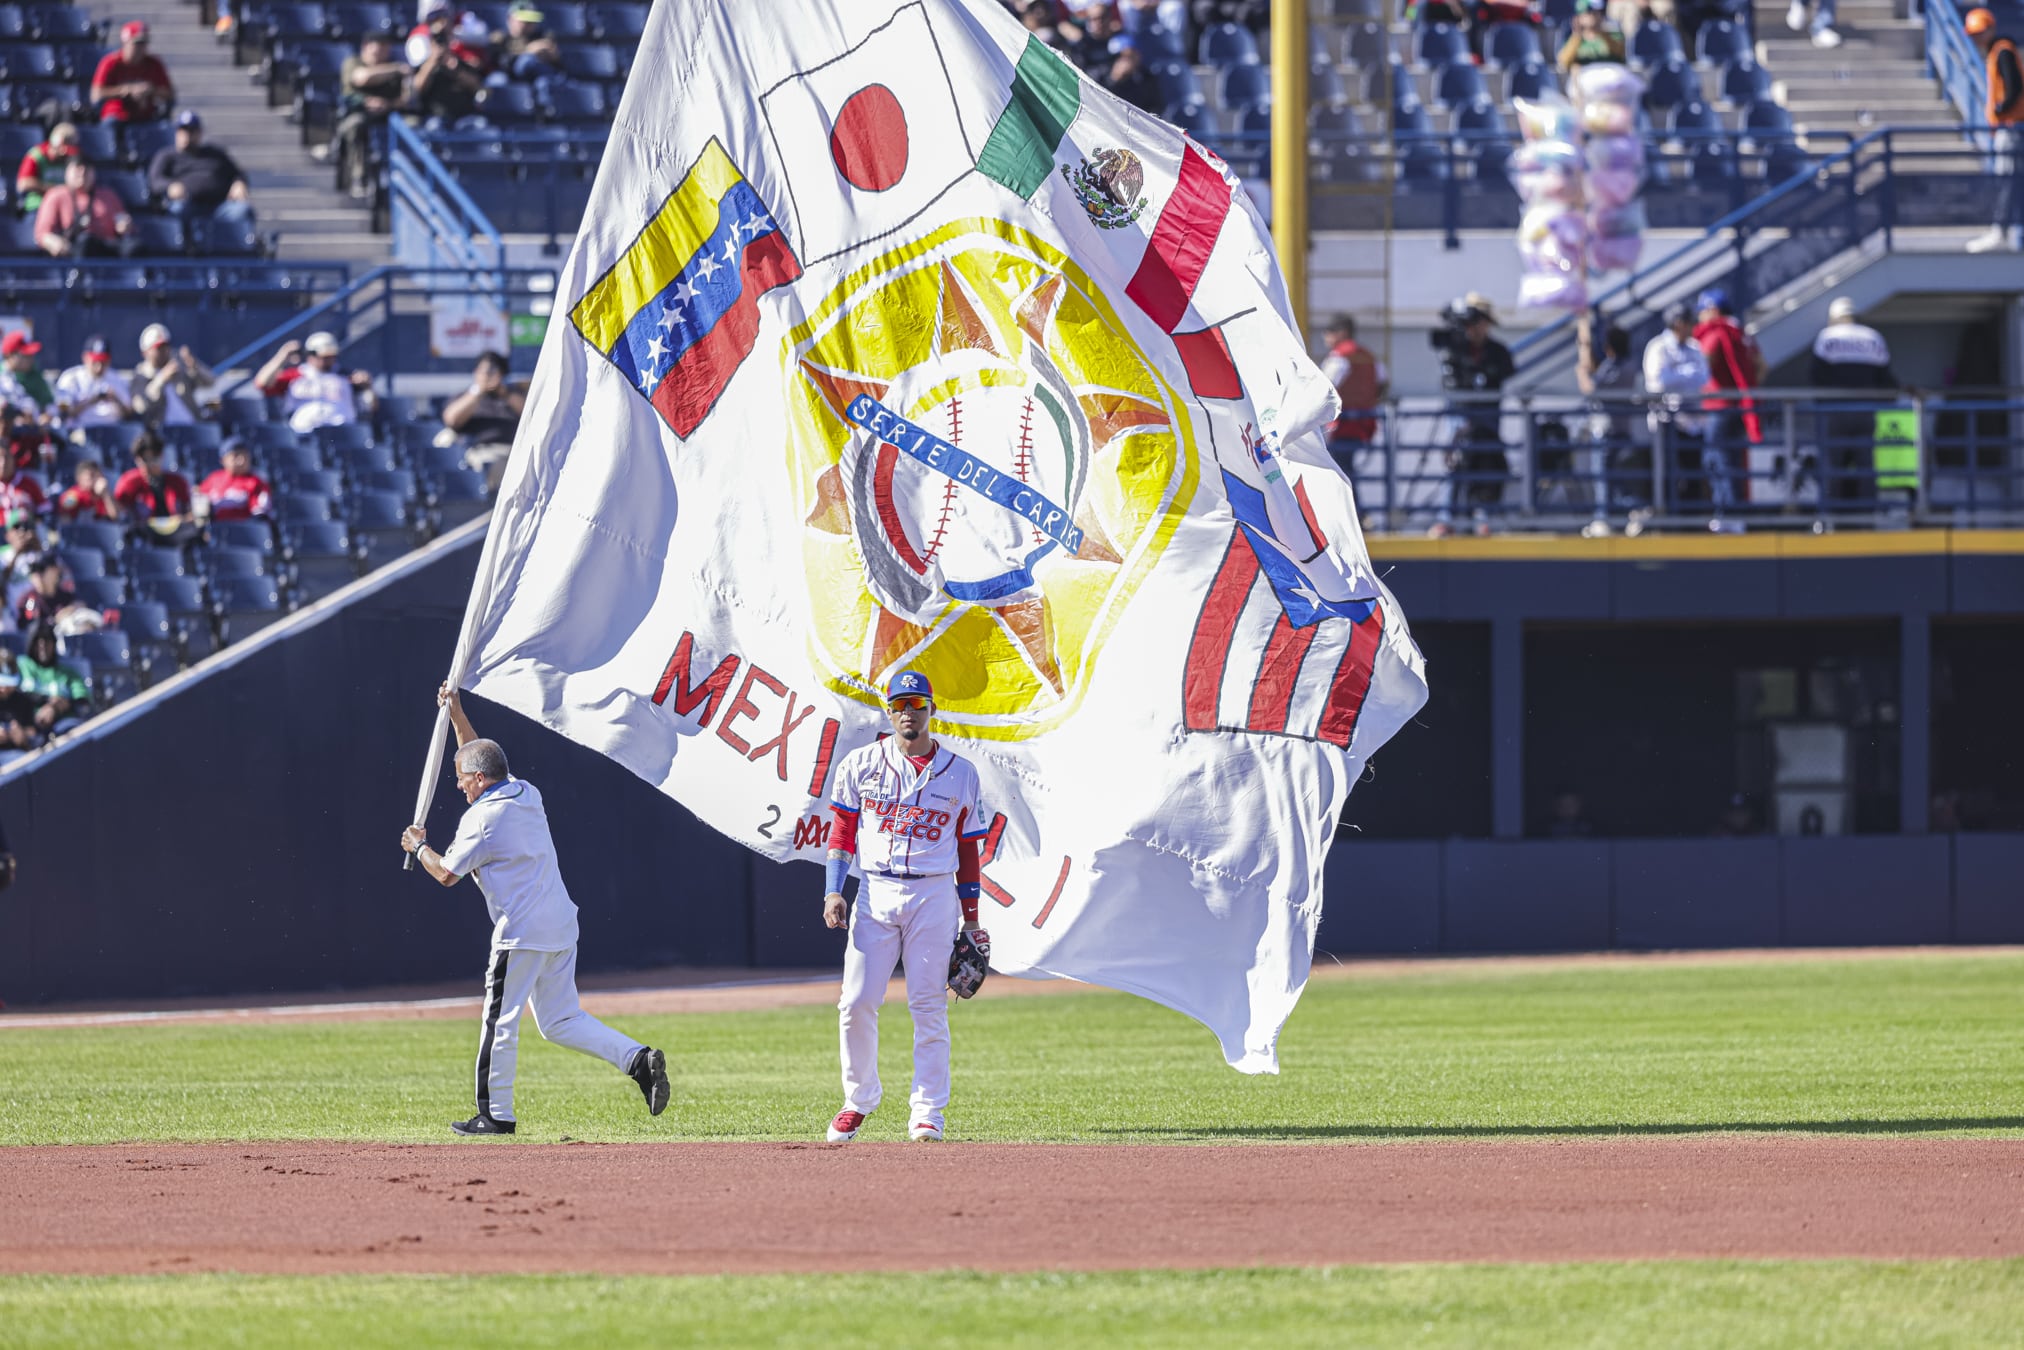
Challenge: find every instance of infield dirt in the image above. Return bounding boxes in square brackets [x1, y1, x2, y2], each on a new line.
[4, 1137, 2021, 1276]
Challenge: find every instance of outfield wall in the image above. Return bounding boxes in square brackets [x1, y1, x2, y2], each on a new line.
[0, 530, 2017, 1005]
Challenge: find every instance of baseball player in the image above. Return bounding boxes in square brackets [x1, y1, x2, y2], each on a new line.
[402, 682, 670, 1136]
[821, 670, 989, 1143]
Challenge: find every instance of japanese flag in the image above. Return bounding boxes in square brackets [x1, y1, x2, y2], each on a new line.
[759, 1, 975, 265]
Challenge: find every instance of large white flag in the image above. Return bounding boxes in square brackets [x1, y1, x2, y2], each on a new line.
[457, 0, 1428, 1071]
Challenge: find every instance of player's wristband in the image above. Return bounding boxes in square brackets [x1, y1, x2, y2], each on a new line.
[956, 881, 980, 902]
[824, 851, 849, 896]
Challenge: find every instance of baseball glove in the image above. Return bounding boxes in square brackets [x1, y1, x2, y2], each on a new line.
[948, 928, 990, 999]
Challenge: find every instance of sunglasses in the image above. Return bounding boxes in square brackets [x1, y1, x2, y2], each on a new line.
[887, 695, 931, 712]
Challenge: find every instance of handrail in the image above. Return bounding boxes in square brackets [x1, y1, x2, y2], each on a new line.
[387, 117, 506, 291]
[1927, 0, 1988, 127]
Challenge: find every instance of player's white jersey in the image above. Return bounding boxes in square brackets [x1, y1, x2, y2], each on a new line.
[830, 740, 987, 877]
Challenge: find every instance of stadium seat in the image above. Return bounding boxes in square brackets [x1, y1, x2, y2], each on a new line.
[70, 123, 117, 165]
[366, 467, 419, 504]
[213, 574, 284, 644]
[129, 548, 193, 584]
[335, 442, 398, 477]
[1152, 61, 1203, 109]
[1221, 63, 1272, 111]
[1433, 61, 1487, 110]
[1505, 58, 1553, 103]
[1414, 22, 1468, 69]
[283, 519, 358, 598]
[1474, 137, 1514, 189]
[1643, 57, 1691, 113]
[279, 466, 346, 500]
[262, 443, 325, 478]
[1342, 21, 1389, 72]
[68, 628, 135, 706]
[542, 82, 607, 123]
[1199, 22, 1260, 67]
[59, 520, 124, 557]
[1670, 100, 1721, 137]
[590, 3, 650, 41]
[111, 599, 175, 683]
[432, 468, 491, 528]
[56, 545, 107, 580]
[326, 1, 396, 38]
[559, 43, 621, 82]
[10, 81, 86, 124]
[1629, 19, 1686, 69]
[1539, 0, 1578, 22]
[1765, 138, 1812, 180]
[121, 120, 174, 169]
[1484, 23, 1542, 69]
[1696, 20, 1748, 65]
[162, 422, 224, 460]
[540, 5, 589, 38]
[348, 489, 412, 568]
[74, 574, 127, 610]
[187, 213, 264, 258]
[1395, 135, 1450, 183]
[1693, 138, 1737, 184]
[1455, 96, 1506, 137]
[0, 44, 60, 82]
[1137, 24, 1186, 61]
[202, 545, 272, 581]
[1744, 100, 1795, 139]
[210, 518, 277, 559]
[0, 7, 28, 39]
[1310, 62, 1349, 107]
[1721, 57, 1772, 108]
[128, 214, 187, 258]
[53, 39, 101, 82]
[477, 83, 540, 123]
[1391, 97, 1433, 137]
[31, 7, 100, 41]
[139, 574, 213, 661]
[277, 491, 334, 523]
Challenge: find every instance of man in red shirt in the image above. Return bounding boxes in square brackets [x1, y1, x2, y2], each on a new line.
[91, 21, 176, 124]
[113, 431, 197, 544]
[34, 161, 134, 258]
[196, 436, 271, 522]
[55, 459, 118, 523]
[0, 446, 47, 518]
[1692, 287, 1763, 518]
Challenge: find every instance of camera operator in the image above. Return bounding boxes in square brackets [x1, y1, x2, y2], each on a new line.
[1429, 295, 1513, 536]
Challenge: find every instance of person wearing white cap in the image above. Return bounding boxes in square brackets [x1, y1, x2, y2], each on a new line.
[254, 331, 376, 434]
[132, 324, 215, 428]
[54, 335, 133, 430]
[1808, 297, 1898, 504]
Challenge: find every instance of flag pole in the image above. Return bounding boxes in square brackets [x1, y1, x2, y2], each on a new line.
[1269, 0, 1310, 339]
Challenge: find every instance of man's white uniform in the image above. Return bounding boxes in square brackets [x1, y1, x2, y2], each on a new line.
[829, 739, 987, 1134]
[441, 775, 645, 1124]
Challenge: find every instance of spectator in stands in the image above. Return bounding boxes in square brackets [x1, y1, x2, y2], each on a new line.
[410, 0, 490, 122]
[442, 350, 524, 486]
[34, 161, 136, 259]
[132, 325, 216, 428]
[1406, 0, 1471, 25]
[1673, 0, 1751, 58]
[494, 6, 563, 83]
[16, 625, 90, 733]
[1191, 0, 1267, 34]
[53, 336, 134, 432]
[0, 510, 42, 595]
[1014, 0, 1071, 47]
[0, 448, 46, 517]
[14, 123, 80, 218]
[1808, 296, 1898, 504]
[1472, 0, 1542, 56]
[338, 31, 413, 199]
[1068, 3, 1124, 72]
[1431, 295, 1513, 537]
[197, 437, 272, 522]
[256, 331, 376, 434]
[1642, 302, 1708, 505]
[148, 111, 254, 227]
[0, 331, 58, 429]
[1784, 0, 1839, 50]
[114, 429, 199, 544]
[0, 655, 43, 748]
[0, 405, 53, 477]
[1101, 39, 1161, 112]
[1575, 317, 1647, 527]
[1557, 0, 1626, 72]
[1319, 314, 1387, 473]
[1693, 287, 1762, 519]
[1968, 9, 2023, 254]
[13, 555, 78, 633]
[90, 20, 176, 125]
[1607, 0, 1675, 35]
[54, 460, 118, 524]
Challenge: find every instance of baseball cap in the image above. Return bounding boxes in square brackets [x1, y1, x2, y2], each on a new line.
[885, 670, 933, 703]
[220, 435, 249, 457]
[1967, 7, 1996, 34]
[121, 19, 148, 40]
[140, 322, 171, 350]
[81, 335, 108, 358]
[304, 331, 341, 355]
[175, 109, 202, 129]
[420, 0, 452, 19]
[509, 4, 544, 19]
[1463, 291, 1499, 324]
[4, 508, 33, 531]
[1, 331, 41, 357]
[1696, 287, 1729, 314]
[1662, 302, 1693, 325]
[1827, 296, 1857, 322]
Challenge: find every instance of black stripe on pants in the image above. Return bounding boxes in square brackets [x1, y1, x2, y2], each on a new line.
[475, 949, 510, 1118]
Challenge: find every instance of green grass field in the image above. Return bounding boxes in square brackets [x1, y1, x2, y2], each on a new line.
[3, 952, 2021, 1146]
[4, 952, 2022, 1346]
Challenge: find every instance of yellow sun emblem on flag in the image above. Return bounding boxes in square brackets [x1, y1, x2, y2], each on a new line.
[783, 217, 1199, 740]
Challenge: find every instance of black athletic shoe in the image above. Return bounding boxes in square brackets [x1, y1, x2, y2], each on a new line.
[450, 1113, 516, 1136]
[628, 1046, 670, 1117]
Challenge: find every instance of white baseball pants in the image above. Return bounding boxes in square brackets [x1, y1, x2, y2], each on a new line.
[838, 873, 960, 1130]
[477, 945, 643, 1123]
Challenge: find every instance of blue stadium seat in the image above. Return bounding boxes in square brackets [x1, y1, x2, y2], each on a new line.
[0, 7, 28, 39]
[53, 39, 100, 82]
[540, 5, 589, 38]
[463, 1, 513, 29]
[542, 82, 607, 123]
[213, 574, 284, 643]
[74, 574, 127, 610]
[1221, 62, 1272, 111]
[1642, 57, 1691, 113]
[589, 3, 649, 40]
[1693, 138, 1737, 184]
[129, 214, 187, 258]
[279, 466, 346, 500]
[57, 545, 107, 580]
[136, 574, 209, 658]
[112, 598, 175, 680]
[283, 519, 358, 598]
[1310, 62, 1348, 107]
[326, 2, 395, 38]
[9, 81, 87, 124]
[1392, 97, 1433, 137]
[1721, 56, 1771, 107]
[1395, 134, 1450, 183]
[1475, 137, 1514, 188]
[1414, 22, 1468, 69]
[202, 544, 271, 581]
[366, 467, 418, 504]
[69, 123, 118, 166]
[559, 43, 621, 82]
[477, 83, 539, 123]
[59, 520, 124, 557]
[0, 43, 59, 82]
[432, 468, 491, 528]
[254, 433, 319, 468]
[98, 168, 149, 207]
[1434, 60, 1487, 109]
[1199, 22, 1260, 66]
[164, 421, 224, 460]
[1629, 19, 1686, 69]
[260, 3, 331, 42]
[1456, 97, 1507, 137]
[348, 489, 412, 567]
[1153, 60, 1203, 108]
[187, 213, 264, 258]
[1696, 20, 1748, 65]
[1506, 57, 1553, 102]
[119, 120, 174, 169]
[277, 491, 334, 523]
[1138, 24, 1186, 61]
[1670, 99, 1721, 136]
[1164, 99, 1217, 139]
[68, 628, 136, 705]
[210, 518, 277, 558]
[1484, 22, 1542, 68]
[1539, 0, 1578, 22]
[31, 8, 100, 41]
[0, 124, 38, 168]
[1765, 138, 1812, 179]
[129, 548, 193, 584]
[1342, 21, 1389, 72]
[1745, 100, 1795, 138]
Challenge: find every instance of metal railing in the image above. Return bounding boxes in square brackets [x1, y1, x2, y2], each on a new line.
[1928, 0, 1988, 127]
[1509, 125, 2006, 385]
[387, 117, 508, 293]
[1330, 388, 2023, 533]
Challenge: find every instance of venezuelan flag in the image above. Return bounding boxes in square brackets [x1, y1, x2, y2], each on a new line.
[572, 138, 802, 438]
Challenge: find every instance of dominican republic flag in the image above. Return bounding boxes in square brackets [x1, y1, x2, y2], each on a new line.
[570, 138, 803, 438]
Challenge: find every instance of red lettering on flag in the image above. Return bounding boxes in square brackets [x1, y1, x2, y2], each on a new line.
[716, 664, 786, 757]
[651, 631, 739, 726]
[807, 717, 841, 798]
[748, 692, 814, 782]
[1031, 857, 1073, 929]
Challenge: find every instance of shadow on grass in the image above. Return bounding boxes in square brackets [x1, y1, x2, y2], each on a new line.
[1087, 1117, 2024, 1140]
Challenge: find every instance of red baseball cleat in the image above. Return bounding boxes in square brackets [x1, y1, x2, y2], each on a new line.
[826, 1109, 867, 1142]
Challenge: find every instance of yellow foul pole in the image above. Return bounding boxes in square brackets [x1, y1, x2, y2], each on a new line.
[1270, 0, 1310, 340]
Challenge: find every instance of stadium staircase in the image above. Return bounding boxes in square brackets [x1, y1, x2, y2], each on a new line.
[1757, 0, 1949, 140]
[109, 0, 391, 267]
